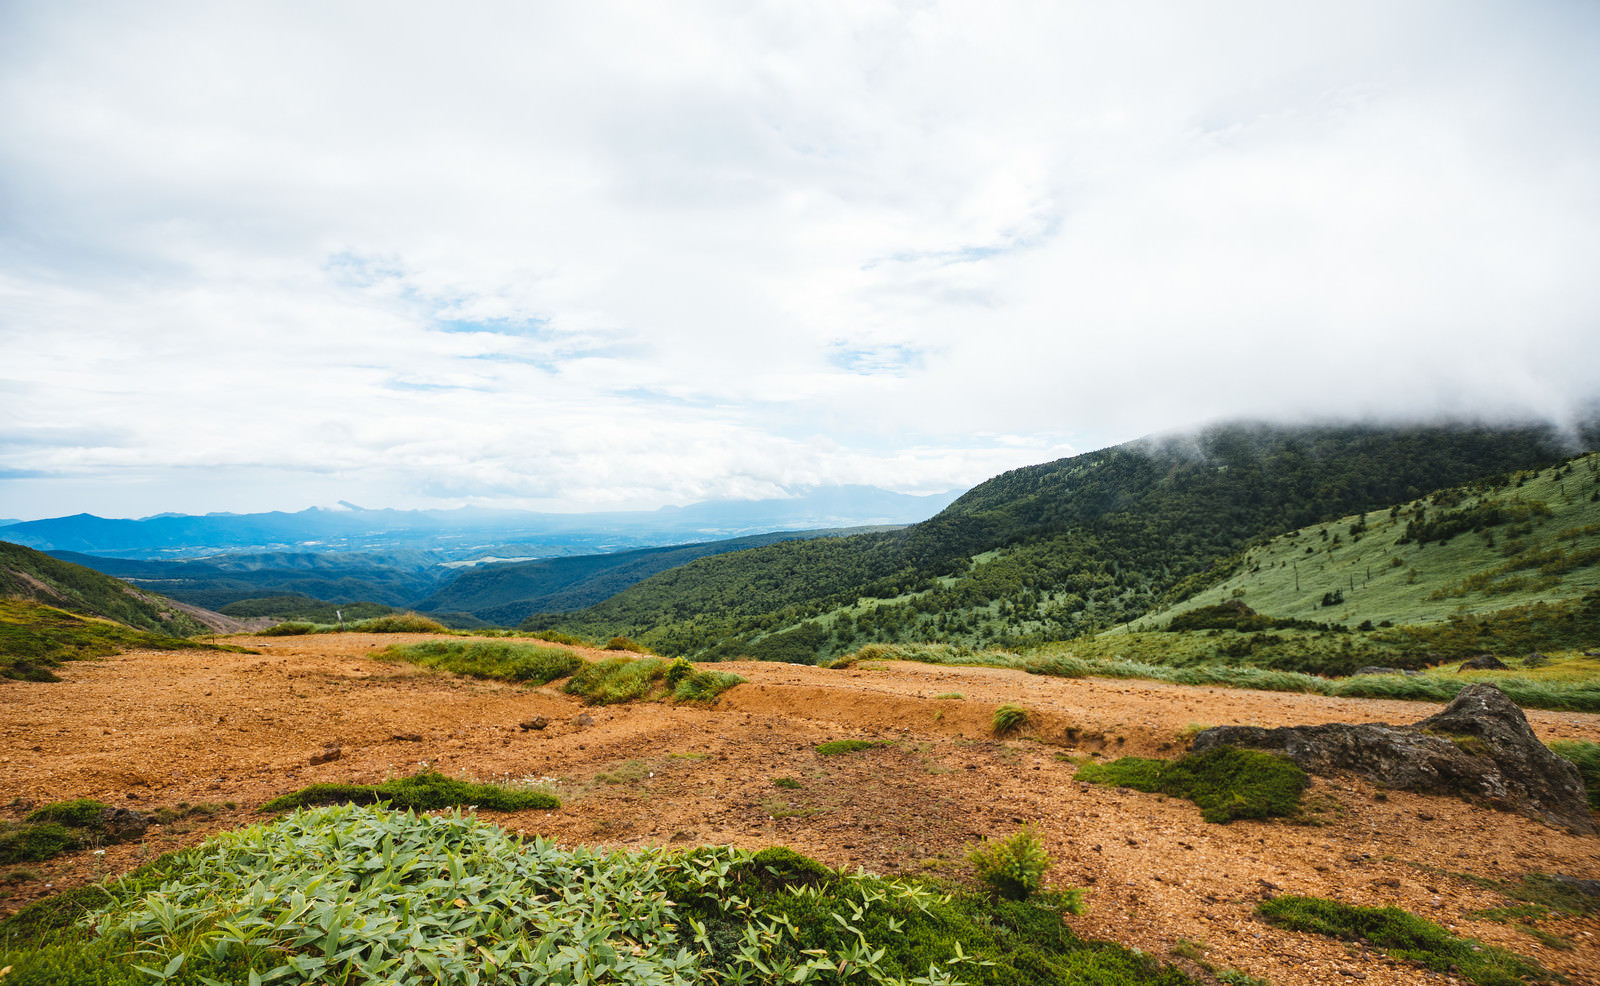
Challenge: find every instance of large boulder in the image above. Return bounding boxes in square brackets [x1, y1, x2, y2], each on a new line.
[1191, 684, 1594, 835]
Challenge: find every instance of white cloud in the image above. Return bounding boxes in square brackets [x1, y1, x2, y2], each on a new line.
[1, 0, 1597, 519]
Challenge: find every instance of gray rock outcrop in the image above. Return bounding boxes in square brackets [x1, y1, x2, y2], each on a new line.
[1191, 684, 1594, 835]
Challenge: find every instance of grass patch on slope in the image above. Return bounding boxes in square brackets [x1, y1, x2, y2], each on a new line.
[375, 639, 583, 684]
[563, 655, 744, 705]
[1145, 457, 1600, 631]
[258, 769, 560, 814]
[255, 611, 453, 636]
[0, 805, 1196, 986]
[1257, 895, 1552, 985]
[1075, 747, 1309, 824]
[0, 600, 243, 682]
[815, 739, 884, 756]
[1549, 740, 1600, 809]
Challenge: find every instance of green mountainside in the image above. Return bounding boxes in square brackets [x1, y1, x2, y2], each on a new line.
[1141, 453, 1600, 630]
[0, 541, 215, 637]
[45, 550, 448, 610]
[414, 526, 900, 625]
[526, 421, 1591, 661]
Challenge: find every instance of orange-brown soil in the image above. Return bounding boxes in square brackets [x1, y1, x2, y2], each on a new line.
[3, 633, 1599, 985]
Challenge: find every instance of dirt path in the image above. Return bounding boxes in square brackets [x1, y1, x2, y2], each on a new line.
[3, 634, 1599, 985]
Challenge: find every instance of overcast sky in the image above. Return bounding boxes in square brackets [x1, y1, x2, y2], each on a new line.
[2, 1, 1597, 521]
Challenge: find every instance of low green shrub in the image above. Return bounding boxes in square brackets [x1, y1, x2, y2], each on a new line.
[1076, 747, 1309, 823]
[376, 640, 582, 684]
[253, 621, 320, 636]
[0, 822, 80, 865]
[1257, 895, 1549, 986]
[566, 656, 667, 704]
[348, 612, 451, 634]
[664, 656, 694, 686]
[815, 739, 881, 756]
[673, 667, 744, 703]
[564, 656, 743, 705]
[258, 769, 559, 814]
[992, 703, 1030, 735]
[966, 826, 1059, 902]
[604, 635, 652, 653]
[0, 799, 127, 865]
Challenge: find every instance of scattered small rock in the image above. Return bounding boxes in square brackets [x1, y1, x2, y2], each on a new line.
[574, 713, 595, 727]
[98, 806, 151, 841]
[392, 732, 422, 742]
[1548, 874, 1600, 898]
[519, 716, 549, 731]
[309, 744, 342, 765]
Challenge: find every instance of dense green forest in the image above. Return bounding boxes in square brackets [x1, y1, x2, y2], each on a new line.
[414, 526, 898, 625]
[526, 421, 1592, 661]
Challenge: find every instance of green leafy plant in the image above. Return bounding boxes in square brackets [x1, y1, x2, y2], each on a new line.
[965, 826, 1062, 902]
[0, 806, 1194, 986]
[991, 704, 1030, 735]
[773, 777, 802, 789]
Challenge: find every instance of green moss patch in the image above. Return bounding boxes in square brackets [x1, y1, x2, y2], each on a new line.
[1075, 747, 1309, 823]
[1257, 895, 1551, 986]
[815, 739, 883, 756]
[0, 799, 131, 865]
[258, 769, 559, 814]
[0, 821, 81, 866]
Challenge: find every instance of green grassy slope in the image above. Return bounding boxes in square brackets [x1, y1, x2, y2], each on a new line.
[0, 541, 212, 637]
[528, 421, 1589, 660]
[0, 599, 236, 681]
[1143, 453, 1600, 630]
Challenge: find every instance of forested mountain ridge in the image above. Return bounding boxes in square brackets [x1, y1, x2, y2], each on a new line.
[0, 541, 225, 636]
[526, 421, 1593, 660]
[45, 550, 449, 611]
[415, 526, 900, 625]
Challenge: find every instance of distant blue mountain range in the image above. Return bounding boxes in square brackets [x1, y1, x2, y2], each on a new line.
[0, 486, 962, 561]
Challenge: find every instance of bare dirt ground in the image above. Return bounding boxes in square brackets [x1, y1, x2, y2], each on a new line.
[3, 632, 1600, 985]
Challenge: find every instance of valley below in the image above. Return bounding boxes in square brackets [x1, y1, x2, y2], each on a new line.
[4, 634, 1599, 985]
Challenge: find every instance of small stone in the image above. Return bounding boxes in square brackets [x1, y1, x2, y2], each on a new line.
[392, 732, 422, 742]
[310, 745, 342, 765]
[519, 717, 549, 731]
